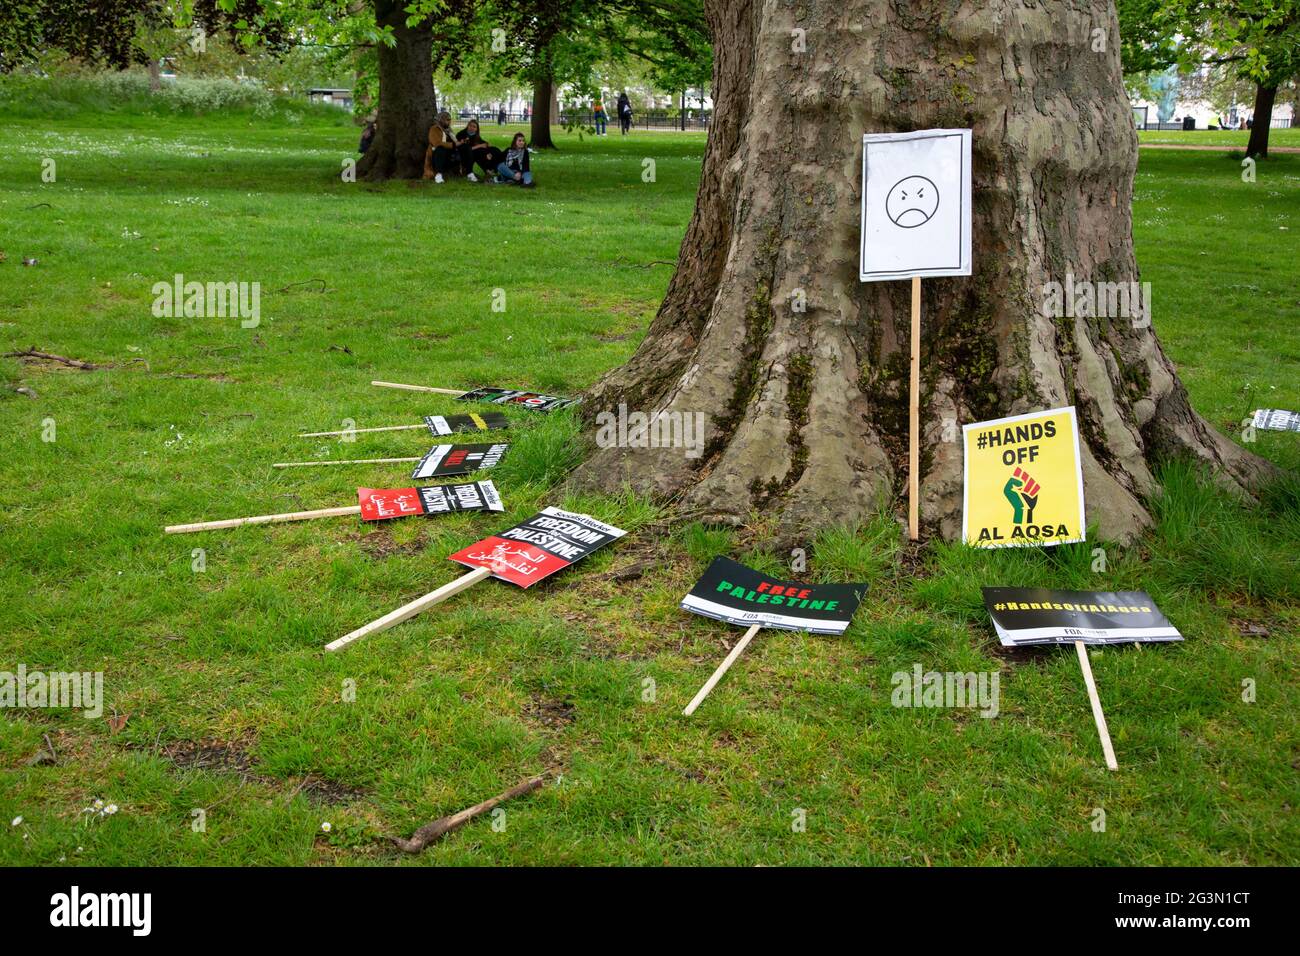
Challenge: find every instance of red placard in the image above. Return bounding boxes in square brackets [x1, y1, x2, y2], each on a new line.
[447, 507, 626, 588]
[447, 535, 572, 587]
[358, 487, 423, 521]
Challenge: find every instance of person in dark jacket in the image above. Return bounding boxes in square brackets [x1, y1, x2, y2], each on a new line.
[456, 118, 503, 182]
[358, 119, 376, 154]
[494, 132, 534, 187]
[617, 92, 632, 135]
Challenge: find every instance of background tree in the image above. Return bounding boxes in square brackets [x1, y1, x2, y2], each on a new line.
[0, 0, 289, 74]
[572, 0, 1275, 544]
[1161, 0, 1300, 156]
[480, 0, 594, 148]
[613, 0, 711, 127]
[342, 0, 475, 179]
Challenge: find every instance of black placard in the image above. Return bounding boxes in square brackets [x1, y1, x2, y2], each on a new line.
[423, 412, 510, 436]
[982, 587, 1182, 646]
[681, 556, 866, 635]
[457, 386, 580, 412]
[411, 442, 509, 479]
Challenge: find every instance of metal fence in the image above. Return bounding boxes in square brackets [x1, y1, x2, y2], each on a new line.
[560, 109, 711, 131]
[1132, 103, 1295, 132]
[450, 107, 710, 131]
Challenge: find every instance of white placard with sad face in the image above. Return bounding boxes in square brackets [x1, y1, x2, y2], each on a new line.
[860, 129, 972, 282]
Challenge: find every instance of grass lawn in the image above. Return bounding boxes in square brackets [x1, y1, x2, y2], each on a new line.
[1, 101, 1297, 866]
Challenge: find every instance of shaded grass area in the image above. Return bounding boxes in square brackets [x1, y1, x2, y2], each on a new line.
[0, 102, 1297, 866]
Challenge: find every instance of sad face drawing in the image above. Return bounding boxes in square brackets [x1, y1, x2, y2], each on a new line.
[885, 175, 940, 228]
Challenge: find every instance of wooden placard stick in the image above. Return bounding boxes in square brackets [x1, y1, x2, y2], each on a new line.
[165, 505, 361, 534]
[298, 423, 428, 438]
[272, 456, 420, 468]
[909, 275, 921, 541]
[325, 566, 492, 653]
[371, 380, 464, 395]
[392, 774, 545, 853]
[1075, 641, 1119, 771]
[683, 623, 762, 716]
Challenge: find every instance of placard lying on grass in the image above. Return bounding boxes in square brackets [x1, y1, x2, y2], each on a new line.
[298, 412, 509, 439]
[358, 480, 503, 521]
[448, 507, 626, 587]
[1252, 408, 1300, 433]
[458, 387, 580, 412]
[411, 443, 509, 480]
[327, 507, 627, 652]
[681, 556, 867, 635]
[424, 412, 510, 436]
[982, 587, 1183, 647]
[962, 406, 1085, 548]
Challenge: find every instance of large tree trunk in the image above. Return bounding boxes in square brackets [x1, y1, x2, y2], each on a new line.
[531, 75, 557, 149]
[571, 0, 1274, 544]
[1246, 83, 1277, 159]
[356, 3, 436, 181]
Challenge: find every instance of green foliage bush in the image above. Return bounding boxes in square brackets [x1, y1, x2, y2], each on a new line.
[0, 69, 347, 122]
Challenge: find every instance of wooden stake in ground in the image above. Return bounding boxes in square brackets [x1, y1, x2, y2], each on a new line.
[272, 456, 420, 468]
[1075, 640, 1119, 771]
[682, 623, 761, 716]
[299, 423, 428, 438]
[909, 275, 921, 541]
[325, 566, 492, 653]
[371, 381, 464, 395]
[165, 505, 361, 534]
[857, 130, 971, 539]
[392, 774, 545, 853]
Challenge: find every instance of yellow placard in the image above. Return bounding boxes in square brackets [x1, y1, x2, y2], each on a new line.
[962, 406, 1085, 548]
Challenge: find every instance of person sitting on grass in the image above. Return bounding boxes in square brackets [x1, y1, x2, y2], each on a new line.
[456, 118, 503, 182]
[423, 111, 460, 183]
[494, 132, 534, 187]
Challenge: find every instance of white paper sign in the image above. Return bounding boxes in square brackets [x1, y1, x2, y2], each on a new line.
[860, 129, 972, 282]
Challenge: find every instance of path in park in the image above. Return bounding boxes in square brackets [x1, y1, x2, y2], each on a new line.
[1139, 143, 1300, 153]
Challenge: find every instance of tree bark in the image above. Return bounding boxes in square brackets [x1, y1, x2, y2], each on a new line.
[356, 3, 436, 181]
[570, 0, 1274, 545]
[531, 75, 556, 149]
[1246, 83, 1277, 159]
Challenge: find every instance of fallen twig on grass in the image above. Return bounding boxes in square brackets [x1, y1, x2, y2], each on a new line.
[4, 348, 104, 370]
[598, 558, 659, 582]
[610, 256, 675, 269]
[273, 278, 331, 294]
[391, 775, 546, 853]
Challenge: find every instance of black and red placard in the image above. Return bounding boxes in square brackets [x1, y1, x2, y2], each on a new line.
[448, 506, 625, 587]
[357, 480, 504, 521]
[423, 412, 509, 436]
[681, 556, 867, 635]
[457, 386, 580, 412]
[411, 442, 509, 480]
